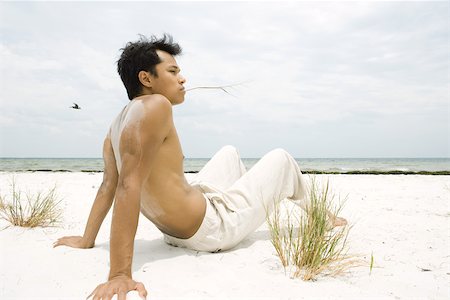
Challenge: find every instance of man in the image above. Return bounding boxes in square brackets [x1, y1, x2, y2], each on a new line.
[54, 35, 346, 300]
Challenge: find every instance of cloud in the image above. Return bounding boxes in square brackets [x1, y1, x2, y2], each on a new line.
[0, 1, 448, 157]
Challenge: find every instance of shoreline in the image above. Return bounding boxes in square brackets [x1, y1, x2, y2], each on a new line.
[1, 157, 448, 175]
[1, 170, 449, 175]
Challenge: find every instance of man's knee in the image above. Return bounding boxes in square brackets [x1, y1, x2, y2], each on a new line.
[219, 145, 239, 156]
[266, 148, 292, 163]
[269, 148, 290, 157]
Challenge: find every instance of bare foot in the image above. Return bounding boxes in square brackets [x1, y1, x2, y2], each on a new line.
[331, 216, 348, 227]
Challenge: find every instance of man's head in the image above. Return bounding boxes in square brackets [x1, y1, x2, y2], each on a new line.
[117, 34, 185, 104]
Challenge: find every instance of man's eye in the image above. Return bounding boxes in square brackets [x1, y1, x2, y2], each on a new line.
[169, 70, 177, 74]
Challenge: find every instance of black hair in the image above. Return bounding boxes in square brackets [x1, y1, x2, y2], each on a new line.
[117, 34, 182, 100]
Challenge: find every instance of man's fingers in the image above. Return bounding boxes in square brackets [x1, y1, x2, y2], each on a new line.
[135, 282, 148, 299]
[117, 291, 127, 300]
[53, 236, 70, 247]
[104, 292, 114, 300]
[86, 285, 99, 300]
[53, 239, 64, 248]
[91, 287, 103, 300]
[84, 280, 145, 300]
[53, 241, 69, 248]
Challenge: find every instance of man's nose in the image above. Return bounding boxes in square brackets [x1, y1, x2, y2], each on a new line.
[179, 75, 186, 84]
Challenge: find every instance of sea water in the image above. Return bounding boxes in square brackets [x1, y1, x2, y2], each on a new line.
[0, 157, 449, 174]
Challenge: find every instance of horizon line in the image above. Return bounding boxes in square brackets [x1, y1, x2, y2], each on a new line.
[1, 156, 449, 160]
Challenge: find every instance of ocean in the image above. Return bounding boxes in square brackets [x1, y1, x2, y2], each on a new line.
[0, 157, 449, 175]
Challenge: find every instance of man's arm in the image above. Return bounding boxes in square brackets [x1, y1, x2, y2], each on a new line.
[82, 134, 119, 246]
[54, 134, 118, 248]
[88, 96, 173, 299]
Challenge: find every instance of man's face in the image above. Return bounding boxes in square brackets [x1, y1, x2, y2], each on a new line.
[149, 50, 186, 105]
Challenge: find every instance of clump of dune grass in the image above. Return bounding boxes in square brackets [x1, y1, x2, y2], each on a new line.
[266, 199, 294, 270]
[267, 177, 356, 281]
[0, 178, 62, 228]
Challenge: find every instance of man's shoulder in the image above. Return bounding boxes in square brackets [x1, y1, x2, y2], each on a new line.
[110, 95, 172, 133]
[138, 94, 172, 114]
[128, 95, 173, 129]
[119, 95, 172, 124]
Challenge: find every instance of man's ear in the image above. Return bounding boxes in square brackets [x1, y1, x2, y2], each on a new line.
[138, 71, 152, 88]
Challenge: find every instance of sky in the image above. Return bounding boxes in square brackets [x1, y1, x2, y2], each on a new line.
[0, 1, 448, 158]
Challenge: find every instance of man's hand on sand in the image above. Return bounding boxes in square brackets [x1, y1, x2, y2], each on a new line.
[53, 236, 94, 249]
[87, 276, 147, 300]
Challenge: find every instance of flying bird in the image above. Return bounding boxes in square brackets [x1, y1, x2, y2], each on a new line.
[70, 103, 81, 110]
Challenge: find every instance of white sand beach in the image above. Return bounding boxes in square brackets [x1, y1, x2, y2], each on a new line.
[0, 172, 449, 299]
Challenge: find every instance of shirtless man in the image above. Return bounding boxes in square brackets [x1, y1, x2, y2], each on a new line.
[54, 35, 346, 300]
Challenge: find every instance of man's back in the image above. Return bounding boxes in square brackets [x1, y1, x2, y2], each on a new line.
[109, 95, 206, 238]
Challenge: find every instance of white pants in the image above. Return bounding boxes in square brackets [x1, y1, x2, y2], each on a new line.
[163, 145, 309, 252]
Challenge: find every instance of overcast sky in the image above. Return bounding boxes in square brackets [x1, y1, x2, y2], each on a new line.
[0, 1, 448, 158]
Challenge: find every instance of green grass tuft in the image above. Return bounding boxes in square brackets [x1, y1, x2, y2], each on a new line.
[0, 178, 62, 228]
[267, 176, 357, 280]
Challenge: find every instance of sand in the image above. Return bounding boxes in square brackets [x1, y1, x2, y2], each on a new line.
[0, 172, 449, 299]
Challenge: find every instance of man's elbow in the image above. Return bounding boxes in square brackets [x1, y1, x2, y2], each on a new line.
[116, 176, 142, 200]
[100, 176, 118, 194]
